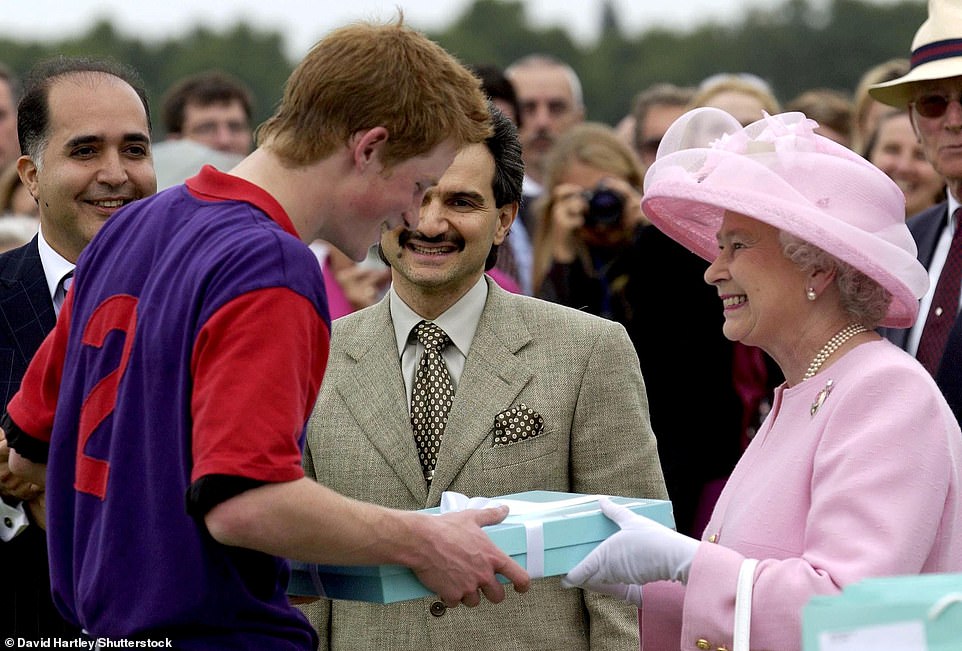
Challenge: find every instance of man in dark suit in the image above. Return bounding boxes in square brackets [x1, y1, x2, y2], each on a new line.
[881, 203, 962, 424]
[869, 0, 962, 425]
[0, 56, 156, 636]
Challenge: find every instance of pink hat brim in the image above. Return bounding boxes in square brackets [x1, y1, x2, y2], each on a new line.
[642, 109, 928, 328]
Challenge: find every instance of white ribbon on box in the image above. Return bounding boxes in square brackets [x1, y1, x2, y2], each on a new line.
[928, 592, 962, 621]
[307, 564, 328, 598]
[303, 492, 605, 597]
[439, 491, 603, 579]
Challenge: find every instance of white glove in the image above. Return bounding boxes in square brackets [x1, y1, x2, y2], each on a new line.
[561, 497, 701, 605]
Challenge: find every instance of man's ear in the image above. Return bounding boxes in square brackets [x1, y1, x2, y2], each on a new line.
[350, 127, 390, 171]
[493, 202, 518, 246]
[17, 155, 39, 201]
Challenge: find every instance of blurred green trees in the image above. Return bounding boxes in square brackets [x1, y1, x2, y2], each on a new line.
[0, 0, 925, 134]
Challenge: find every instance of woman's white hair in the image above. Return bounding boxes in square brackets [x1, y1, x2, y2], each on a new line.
[780, 232, 891, 329]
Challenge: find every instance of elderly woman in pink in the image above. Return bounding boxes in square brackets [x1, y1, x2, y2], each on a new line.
[563, 108, 962, 650]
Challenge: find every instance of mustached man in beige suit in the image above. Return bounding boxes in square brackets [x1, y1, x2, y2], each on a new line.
[298, 104, 668, 649]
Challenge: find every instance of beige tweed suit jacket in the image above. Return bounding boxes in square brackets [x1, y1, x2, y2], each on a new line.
[299, 277, 668, 650]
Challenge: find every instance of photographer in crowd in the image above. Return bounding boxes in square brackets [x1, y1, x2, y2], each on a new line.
[531, 122, 646, 329]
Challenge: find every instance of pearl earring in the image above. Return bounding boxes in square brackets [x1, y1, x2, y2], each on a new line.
[806, 288, 817, 301]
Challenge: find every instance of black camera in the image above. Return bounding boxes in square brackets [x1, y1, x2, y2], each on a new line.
[582, 187, 624, 228]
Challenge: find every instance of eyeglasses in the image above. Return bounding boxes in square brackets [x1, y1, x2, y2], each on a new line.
[912, 92, 962, 119]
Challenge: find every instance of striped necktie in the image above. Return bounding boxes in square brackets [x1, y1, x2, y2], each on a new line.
[917, 208, 962, 375]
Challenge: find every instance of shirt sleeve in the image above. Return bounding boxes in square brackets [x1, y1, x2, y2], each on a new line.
[189, 286, 329, 485]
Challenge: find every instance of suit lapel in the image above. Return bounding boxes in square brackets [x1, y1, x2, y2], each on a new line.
[0, 238, 56, 351]
[884, 203, 948, 349]
[429, 280, 533, 499]
[335, 299, 428, 501]
[0, 238, 56, 408]
[912, 202, 948, 269]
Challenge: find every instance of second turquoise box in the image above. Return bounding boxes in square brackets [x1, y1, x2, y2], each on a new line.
[802, 573, 962, 650]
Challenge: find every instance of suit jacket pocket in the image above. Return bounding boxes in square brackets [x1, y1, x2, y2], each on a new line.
[491, 403, 544, 446]
[481, 429, 559, 470]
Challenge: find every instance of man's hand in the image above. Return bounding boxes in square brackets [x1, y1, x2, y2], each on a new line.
[409, 505, 530, 608]
[0, 427, 42, 501]
[547, 183, 587, 263]
[25, 492, 45, 530]
[561, 498, 700, 603]
[335, 264, 391, 311]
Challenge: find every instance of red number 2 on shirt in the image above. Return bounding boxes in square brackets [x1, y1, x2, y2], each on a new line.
[76, 295, 138, 500]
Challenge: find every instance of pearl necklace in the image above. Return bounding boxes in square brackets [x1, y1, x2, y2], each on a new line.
[803, 323, 867, 380]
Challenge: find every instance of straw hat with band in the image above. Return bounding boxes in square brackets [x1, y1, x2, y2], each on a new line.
[641, 107, 929, 328]
[869, 0, 962, 107]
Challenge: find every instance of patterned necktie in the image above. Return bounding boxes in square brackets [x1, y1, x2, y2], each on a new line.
[917, 209, 962, 376]
[54, 269, 74, 315]
[410, 321, 454, 483]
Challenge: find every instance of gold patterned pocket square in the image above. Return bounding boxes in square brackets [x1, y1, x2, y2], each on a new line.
[492, 403, 544, 446]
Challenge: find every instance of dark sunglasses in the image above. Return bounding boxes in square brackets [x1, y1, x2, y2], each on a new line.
[912, 93, 962, 119]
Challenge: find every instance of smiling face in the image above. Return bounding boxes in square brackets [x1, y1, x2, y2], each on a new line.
[380, 143, 515, 317]
[704, 211, 809, 357]
[19, 72, 156, 262]
[326, 136, 459, 262]
[869, 111, 945, 217]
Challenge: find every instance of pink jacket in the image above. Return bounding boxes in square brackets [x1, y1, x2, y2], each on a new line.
[642, 339, 962, 650]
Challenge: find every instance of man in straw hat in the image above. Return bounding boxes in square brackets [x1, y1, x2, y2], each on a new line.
[870, 0, 962, 425]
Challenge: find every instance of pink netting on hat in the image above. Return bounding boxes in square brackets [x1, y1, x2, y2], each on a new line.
[642, 108, 929, 327]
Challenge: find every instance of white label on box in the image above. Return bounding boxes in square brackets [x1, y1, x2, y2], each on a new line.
[818, 620, 926, 651]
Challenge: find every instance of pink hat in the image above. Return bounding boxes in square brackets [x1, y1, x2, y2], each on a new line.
[641, 108, 929, 328]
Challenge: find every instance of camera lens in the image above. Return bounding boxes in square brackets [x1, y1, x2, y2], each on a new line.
[584, 188, 624, 227]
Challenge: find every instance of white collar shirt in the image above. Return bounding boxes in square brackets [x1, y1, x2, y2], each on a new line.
[391, 276, 488, 408]
[36, 225, 76, 317]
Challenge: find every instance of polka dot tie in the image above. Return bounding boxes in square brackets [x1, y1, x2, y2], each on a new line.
[410, 321, 454, 483]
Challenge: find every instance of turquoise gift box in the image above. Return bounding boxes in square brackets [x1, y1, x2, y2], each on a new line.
[802, 573, 962, 650]
[287, 490, 674, 604]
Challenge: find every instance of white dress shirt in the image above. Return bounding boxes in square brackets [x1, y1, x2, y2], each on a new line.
[36, 225, 76, 316]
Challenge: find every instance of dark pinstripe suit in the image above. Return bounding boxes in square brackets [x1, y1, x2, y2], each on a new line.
[0, 235, 78, 635]
[1, 237, 56, 410]
[882, 201, 962, 427]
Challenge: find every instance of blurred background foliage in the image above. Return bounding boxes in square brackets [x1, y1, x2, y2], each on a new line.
[0, 0, 925, 136]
